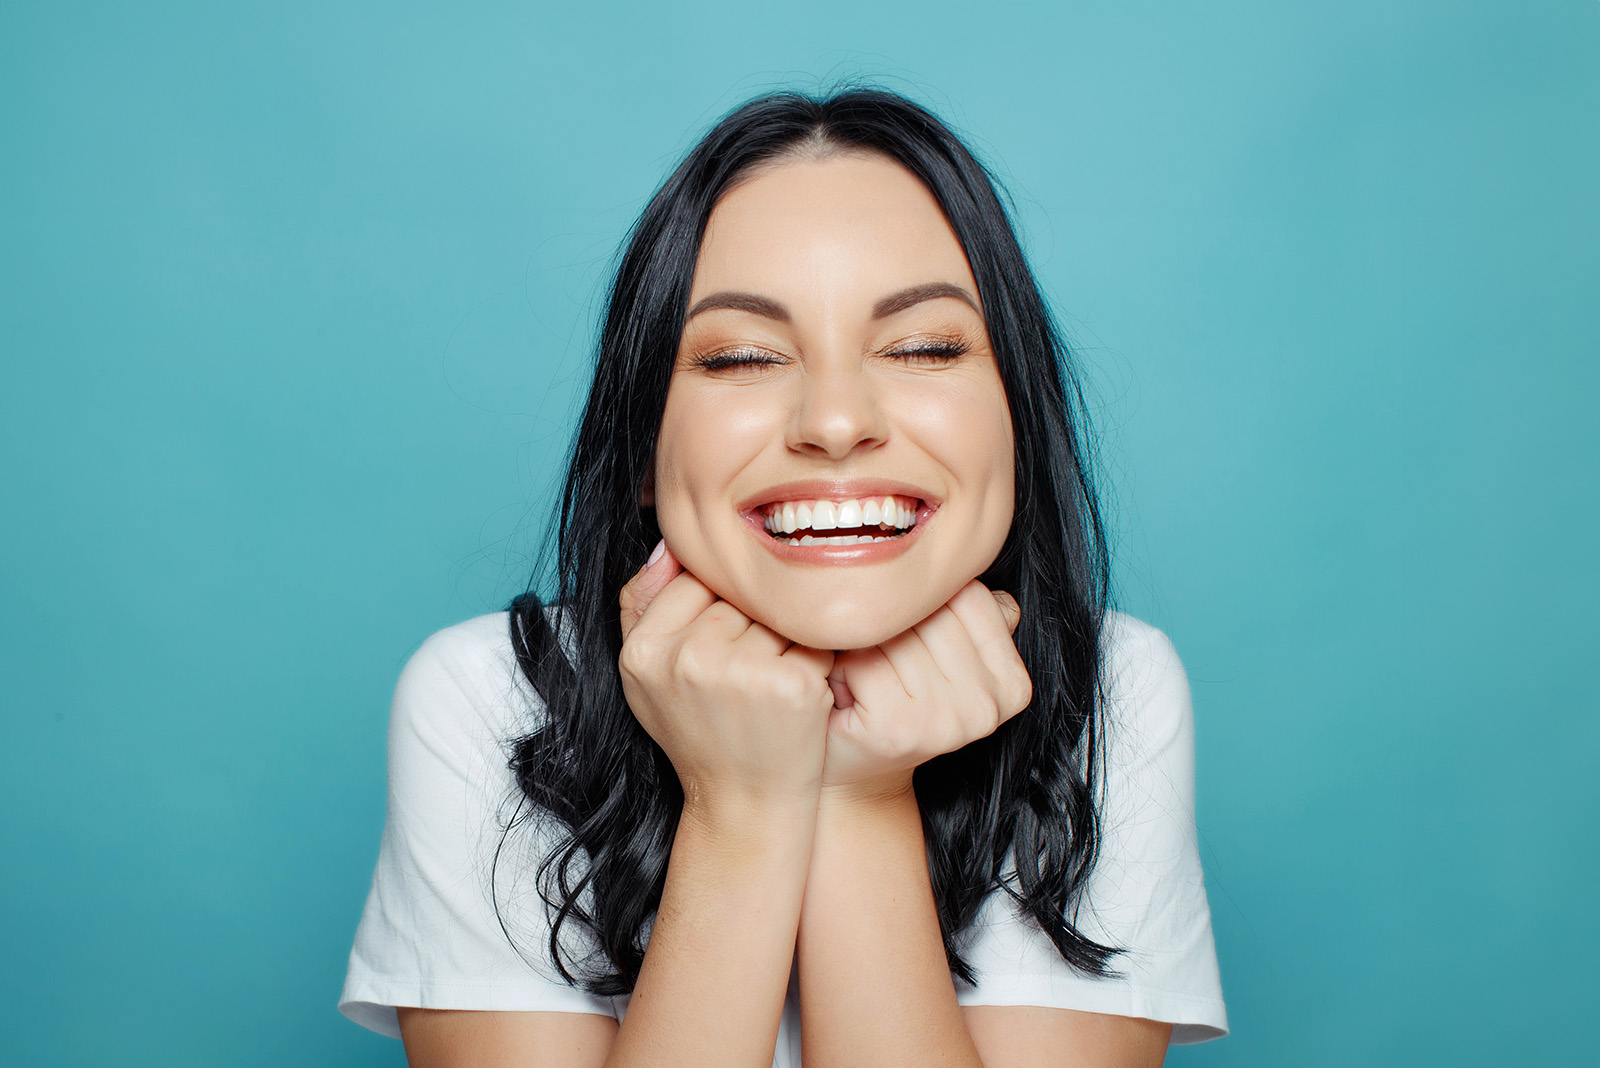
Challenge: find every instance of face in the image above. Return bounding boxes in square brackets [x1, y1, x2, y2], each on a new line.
[651, 152, 1015, 650]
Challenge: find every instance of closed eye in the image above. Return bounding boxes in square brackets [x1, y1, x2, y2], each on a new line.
[690, 348, 787, 372]
[881, 338, 971, 365]
[690, 337, 971, 372]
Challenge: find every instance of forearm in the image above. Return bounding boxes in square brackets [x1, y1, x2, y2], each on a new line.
[797, 787, 985, 1068]
[603, 797, 816, 1068]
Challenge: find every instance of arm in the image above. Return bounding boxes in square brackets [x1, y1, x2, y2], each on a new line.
[797, 787, 1171, 1068]
[600, 796, 816, 1067]
[797, 785, 982, 1068]
[797, 586, 1174, 1068]
[401, 545, 833, 1068]
[398, 1009, 616, 1068]
[399, 797, 815, 1068]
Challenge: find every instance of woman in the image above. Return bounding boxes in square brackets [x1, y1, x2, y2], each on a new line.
[340, 87, 1226, 1066]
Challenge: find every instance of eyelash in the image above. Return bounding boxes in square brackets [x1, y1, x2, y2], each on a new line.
[691, 338, 971, 372]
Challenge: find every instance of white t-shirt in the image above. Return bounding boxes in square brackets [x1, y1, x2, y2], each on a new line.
[339, 609, 1227, 1057]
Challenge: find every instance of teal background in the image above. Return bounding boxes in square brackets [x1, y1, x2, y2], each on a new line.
[2, 1, 1595, 1064]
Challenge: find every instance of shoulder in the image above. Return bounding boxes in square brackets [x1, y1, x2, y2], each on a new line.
[342, 610, 622, 1036]
[957, 611, 1225, 1039]
[1100, 610, 1183, 694]
[1092, 610, 1200, 844]
[389, 610, 545, 750]
[378, 611, 551, 873]
[405, 610, 518, 676]
[1099, 610, 1192, 757]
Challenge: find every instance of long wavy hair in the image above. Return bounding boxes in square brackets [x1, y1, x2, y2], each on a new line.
[498, 86, 1120, 994]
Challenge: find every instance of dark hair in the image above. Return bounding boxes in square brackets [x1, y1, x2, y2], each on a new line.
[499, 85, 1120, 994]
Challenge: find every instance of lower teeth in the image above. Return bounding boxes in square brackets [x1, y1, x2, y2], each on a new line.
[784, 533, 901, 546]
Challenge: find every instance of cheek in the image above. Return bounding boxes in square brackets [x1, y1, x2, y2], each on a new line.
[917, 387, 1016, 511]
[933, 397, 1016, 582]
[650, 390, 770, 566]
[656, 381, 790, 487]
[969, 389, 1017, 504]
[988, 424, 1017, 529]
[651, 414, 717, 542]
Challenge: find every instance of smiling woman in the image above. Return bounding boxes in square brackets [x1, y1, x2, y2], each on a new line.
[654, 154, 1015, 652]
[339, 87, 1227, 1068]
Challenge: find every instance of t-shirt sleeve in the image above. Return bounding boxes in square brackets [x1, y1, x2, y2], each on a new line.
[954, 613, 1228, 1043]
[338, 613, 621, 1039]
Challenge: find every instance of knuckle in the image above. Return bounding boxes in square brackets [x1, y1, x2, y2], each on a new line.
[1005, 665, 1034, 713]
[617, 637, 651, 679]
[955, 699, 997, 744]
[937, 717, 968, 753]
[675, 642, 710, 686]
[675, 635, 729, 689]
[765, 667, 808, 708]
[883, 720, 921, 761]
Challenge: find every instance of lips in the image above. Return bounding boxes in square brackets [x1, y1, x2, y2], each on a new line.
[740, 479, 939, 513]
[733, 480, 940, 564]
[740, 481, 938, 540]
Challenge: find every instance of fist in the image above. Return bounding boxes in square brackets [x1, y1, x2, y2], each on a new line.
[821, 580, 1031, 800]
[617, 541, 837, 815]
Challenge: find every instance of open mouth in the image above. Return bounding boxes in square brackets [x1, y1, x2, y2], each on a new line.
[758, 494, 923, 546]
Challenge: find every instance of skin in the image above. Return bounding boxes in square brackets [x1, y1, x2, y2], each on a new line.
[399, 153, 1172, 1067]
[650, 149, 1017, 653]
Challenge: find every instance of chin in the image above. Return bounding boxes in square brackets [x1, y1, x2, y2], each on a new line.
[747, 597, 939, 652]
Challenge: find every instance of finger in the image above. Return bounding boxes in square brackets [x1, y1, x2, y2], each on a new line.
[621, 548, 722, 644]
[687, 594, 758, 645]
[871, 623, 944, 703]
[731, 618, 794, 660]
[829, 641, 932, 757]
[826, 662, 854, 711]
[947, 581, 1021, 653]
[945, 582, 1033, 721]
[992, 589, 1021, 634]
[760, 633, 836, 708]
[619, 540, 681, 642]
[780, 642, 836, 680]
[909, 602, 989, 686]
[828, 645, 896, 720]
[905, 602, 997, 737]
[899, 598, 1023, 749]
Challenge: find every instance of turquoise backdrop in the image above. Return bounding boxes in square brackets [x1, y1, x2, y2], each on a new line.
[2, 2, 1595, 1064]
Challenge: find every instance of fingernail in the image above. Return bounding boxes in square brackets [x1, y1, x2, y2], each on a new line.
[646, 539, 666, 567]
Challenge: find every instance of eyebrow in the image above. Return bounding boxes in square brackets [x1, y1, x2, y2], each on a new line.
[684, 281, 981, 324]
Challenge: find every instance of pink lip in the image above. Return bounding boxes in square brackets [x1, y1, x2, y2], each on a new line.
[736, 478, 942, 512]
[737, 478, 940, 567]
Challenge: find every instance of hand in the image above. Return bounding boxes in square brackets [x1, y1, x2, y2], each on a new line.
[618, 540, 837, 820]
[820, 580, 1031, 802]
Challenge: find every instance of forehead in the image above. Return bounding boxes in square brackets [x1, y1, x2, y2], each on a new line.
[689, 153, 977, 305]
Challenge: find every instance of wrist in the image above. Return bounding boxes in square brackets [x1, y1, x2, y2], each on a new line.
[680, 780, 821, 844]
[818, 774, 917, 814]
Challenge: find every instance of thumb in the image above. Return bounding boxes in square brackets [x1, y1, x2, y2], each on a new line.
[992, 590, 1021, 635]
[619, 539, 682, 642]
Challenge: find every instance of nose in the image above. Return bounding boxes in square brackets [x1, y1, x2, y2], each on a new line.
[786, 357, 888, 460]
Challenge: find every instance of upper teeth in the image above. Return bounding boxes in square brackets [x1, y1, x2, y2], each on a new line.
[762, 496, 918, 536]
